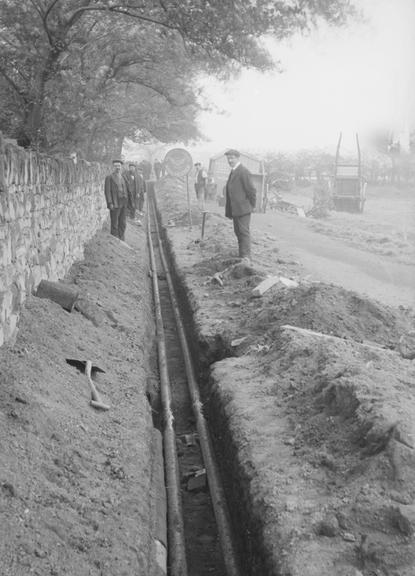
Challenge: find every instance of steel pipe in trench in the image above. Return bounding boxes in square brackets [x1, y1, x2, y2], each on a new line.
[150, 199, 243, 576]
[147, 208, 189, 576]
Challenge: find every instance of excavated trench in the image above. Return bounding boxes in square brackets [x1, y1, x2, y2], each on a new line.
[154, 210, 273, 576]
[152, 196, 415, 576]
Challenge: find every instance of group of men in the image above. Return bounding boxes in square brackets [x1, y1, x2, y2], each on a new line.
[105, 148, 257, 262]
[104, 160, 145, 241]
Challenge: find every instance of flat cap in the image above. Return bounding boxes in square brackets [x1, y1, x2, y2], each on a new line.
[224, 149, 240, 157]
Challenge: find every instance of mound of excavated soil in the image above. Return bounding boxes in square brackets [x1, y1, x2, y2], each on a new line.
[0, 224, 159, 576]
[247, 283, 412, 350]
[209, 328, 415, 576]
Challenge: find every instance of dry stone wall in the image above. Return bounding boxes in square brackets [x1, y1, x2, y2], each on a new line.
[0, 133, 108, 346]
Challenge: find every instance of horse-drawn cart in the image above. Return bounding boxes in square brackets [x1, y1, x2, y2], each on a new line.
[332, 133, 366, 213]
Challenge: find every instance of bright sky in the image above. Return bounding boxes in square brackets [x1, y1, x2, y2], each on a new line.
[196, 0, 415, 155]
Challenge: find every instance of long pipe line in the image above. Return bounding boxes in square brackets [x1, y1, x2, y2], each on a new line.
[147, 204, 188, 576]
[150, 198, 243, 576]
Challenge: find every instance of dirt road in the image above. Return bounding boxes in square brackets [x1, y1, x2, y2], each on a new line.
[253, 210, 415, 308]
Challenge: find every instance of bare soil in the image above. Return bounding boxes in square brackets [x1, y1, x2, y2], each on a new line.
[286, 185, 415, 266]
[0, 222, 159, 576]
[156, 176, 415, 576]
[0, 174, 414, 576]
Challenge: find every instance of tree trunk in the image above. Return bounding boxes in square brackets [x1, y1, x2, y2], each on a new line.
[24, 50, 60, 150]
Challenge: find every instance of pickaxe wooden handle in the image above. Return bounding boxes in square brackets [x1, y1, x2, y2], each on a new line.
[85, 360, 110, 411]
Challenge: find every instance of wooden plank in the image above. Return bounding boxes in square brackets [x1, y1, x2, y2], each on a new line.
[281, 324, 391, 352]
[252, 275, 280, 297]
[279, 277, 298, 288]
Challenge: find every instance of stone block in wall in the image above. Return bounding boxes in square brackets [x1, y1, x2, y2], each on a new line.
[6, 313, 19, 341]
[0, 236, 12, 267]
[14, 244, 27, 263]
[33, 194, 45, 211]
[0, 290, 12, 323]
[0, 292, 4, 324]
[25, 197, 33, 214]
[27, 265, 46, 293]
[10, 281, 21, 313]
[22, 229, 33, 253]
[1, 201, 11, 223]
[13, 195, 25, 220]
[38, 215, 51, 230]
[39, 247, 51, 265]
[0, 264, 14, 292]
[8, 200, 15, 220]
[45, 260, 59, 282]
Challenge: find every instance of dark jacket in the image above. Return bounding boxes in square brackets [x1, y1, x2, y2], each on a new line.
[136, 173, 146, 196]
[225, 164, 256, 218]
[124, 171, 142, 208]
[104, 173, 128, 208]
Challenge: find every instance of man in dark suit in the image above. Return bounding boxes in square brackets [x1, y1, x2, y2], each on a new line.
[104, 159, 128, 240]
[153, 159, 162, 180]
[124, 162, 140, 220]
[194, 162, 208, 206]
[136, 166, 146, 214]
[224, 149, 257, 260]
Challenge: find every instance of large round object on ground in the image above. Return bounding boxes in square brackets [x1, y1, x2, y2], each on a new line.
[163, 148, 193, 178]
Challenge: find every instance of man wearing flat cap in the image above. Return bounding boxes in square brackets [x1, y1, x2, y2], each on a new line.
[124, 162, 143, 221]
[224, 149, 257, 261]
[135, 165, 146, 214]
[104, 159, 129, 240]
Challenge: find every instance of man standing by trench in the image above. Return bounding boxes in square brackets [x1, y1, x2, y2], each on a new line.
[136, 166, 146, 215]
[153, 159, 162, 180]
[194, 162, 208, 208]
[224, 149, 257, 261]
[104, 159, 129, 241]
[124, 162, 140, 220]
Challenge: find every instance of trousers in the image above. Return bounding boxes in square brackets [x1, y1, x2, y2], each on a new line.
[233, 213, 251, 258]
[109, 204, 127, 240]
[138, 193, 144, 212]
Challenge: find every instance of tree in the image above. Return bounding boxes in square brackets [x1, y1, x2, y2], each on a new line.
[0, 0, 356, 159]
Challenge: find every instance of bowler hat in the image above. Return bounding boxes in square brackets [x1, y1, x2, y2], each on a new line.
[112, 159, 124, 164]
[224, 149, 240, 157]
